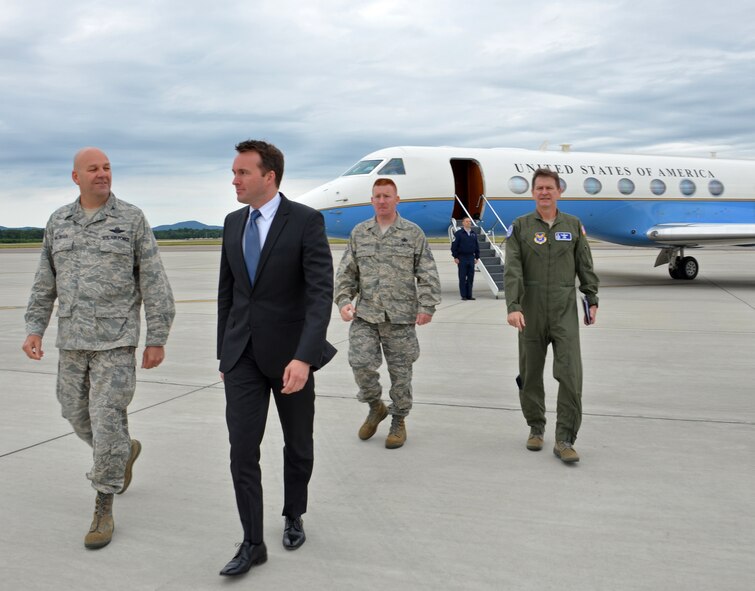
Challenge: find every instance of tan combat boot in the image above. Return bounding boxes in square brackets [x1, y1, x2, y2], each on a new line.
[385, 416, 406, 449]
[358, 400, 388, 440]
[118, 438, 142, 495]
[526, 429, 544, 451]
[553, 441, 580, 463]
[84, 492, 115, 549]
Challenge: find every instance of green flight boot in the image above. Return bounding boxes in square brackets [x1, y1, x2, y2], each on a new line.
[84, 492, 114, 549]
[385, 416, 406, 449]
[358, 400, 388, 440]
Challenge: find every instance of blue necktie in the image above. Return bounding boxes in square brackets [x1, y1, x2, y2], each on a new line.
[244, 209, 262, 286]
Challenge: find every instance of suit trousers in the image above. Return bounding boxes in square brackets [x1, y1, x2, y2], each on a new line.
[223, 338, 315, 544]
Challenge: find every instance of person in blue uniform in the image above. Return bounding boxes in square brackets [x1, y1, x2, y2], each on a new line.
[451, 217, 480, 300]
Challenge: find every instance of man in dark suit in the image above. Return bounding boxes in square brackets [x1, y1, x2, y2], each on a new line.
[217, 140, 335, 577]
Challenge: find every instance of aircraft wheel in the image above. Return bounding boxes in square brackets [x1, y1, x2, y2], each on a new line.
[680, 256, 699, 280]
[668, 259, 684, 279]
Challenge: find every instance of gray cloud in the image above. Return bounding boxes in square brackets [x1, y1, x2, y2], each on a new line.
[2, 0, 754, 226]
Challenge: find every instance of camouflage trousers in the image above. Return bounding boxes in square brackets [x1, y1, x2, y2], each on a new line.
[57, 347, 136, 494]
[348, 317, 420, 417]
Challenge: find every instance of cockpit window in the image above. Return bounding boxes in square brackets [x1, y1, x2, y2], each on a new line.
[343, 159, 383, 176]
[378, 158, 406, 175]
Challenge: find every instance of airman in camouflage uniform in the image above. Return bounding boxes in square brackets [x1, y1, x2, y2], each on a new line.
[22, 147, 175, 548]
[504, 168, 599, 464]
[335, 178, 441, 449]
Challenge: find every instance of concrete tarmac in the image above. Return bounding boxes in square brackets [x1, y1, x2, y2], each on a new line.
[1, 244, 753, 591]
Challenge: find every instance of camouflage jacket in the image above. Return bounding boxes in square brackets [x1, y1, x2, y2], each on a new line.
[335, 214, 441, 324]
[25, 193, 175, 350]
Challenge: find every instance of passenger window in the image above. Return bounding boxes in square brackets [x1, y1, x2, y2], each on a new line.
[618, 178, 635, 195]
[680, 179, 696, 196]
[650, 179, 666, 195]
[584, 177, 602, 195]
[708, 179, 724, 196]
[508, 176, 528, 194]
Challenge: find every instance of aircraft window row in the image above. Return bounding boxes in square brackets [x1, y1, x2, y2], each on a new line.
[507, 175, 725, 197]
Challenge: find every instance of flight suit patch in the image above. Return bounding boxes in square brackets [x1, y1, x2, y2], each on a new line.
[534, 232, 547, 244]
[555, 232, 572, 241]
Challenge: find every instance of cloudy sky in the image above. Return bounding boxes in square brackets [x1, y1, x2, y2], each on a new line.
[2, 0, 754, 227]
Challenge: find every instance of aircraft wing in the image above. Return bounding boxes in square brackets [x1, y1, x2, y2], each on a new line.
[646, 223, 755, 247]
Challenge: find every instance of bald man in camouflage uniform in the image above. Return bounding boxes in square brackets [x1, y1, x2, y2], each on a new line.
[335, 178, 441, 449]
[22, 147, 175, 549]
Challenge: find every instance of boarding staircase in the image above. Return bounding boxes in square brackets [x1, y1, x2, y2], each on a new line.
[449, 195, 509, 299]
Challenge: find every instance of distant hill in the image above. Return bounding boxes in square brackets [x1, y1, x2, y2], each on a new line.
[152, 221, 223, 231]
[0, 226, 42, 231]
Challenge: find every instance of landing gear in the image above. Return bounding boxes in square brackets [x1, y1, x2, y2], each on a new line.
[668, 255, 699, 280]
[654, 247, 700, 280]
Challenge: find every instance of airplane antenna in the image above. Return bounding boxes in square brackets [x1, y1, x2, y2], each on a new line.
[561, 144, 571, 152]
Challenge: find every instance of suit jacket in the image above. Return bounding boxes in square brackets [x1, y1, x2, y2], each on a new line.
[217, 194, 336, 376]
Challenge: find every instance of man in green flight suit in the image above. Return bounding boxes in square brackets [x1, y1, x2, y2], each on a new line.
[504, 168, 599, 463]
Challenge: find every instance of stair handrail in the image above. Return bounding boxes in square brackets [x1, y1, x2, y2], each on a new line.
[479, 194, 509, 248]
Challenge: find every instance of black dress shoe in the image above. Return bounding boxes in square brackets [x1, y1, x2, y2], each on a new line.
[219, 541, 267, 576]
[468, 297, 476, 300]
[282, 516, 306, 550]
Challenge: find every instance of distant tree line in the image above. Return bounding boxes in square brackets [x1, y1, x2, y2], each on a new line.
[0, 228, 222, 243]
[0, 228, 44, 243]
[152, 229, 223, 239]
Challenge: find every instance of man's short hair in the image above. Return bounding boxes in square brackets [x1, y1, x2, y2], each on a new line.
[373, 178, 397, 192]
[235, 140, 284, 187]
[531, 167, 561, 189]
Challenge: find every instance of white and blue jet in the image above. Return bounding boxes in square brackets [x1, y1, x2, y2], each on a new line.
[296, 145, 755, 280]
